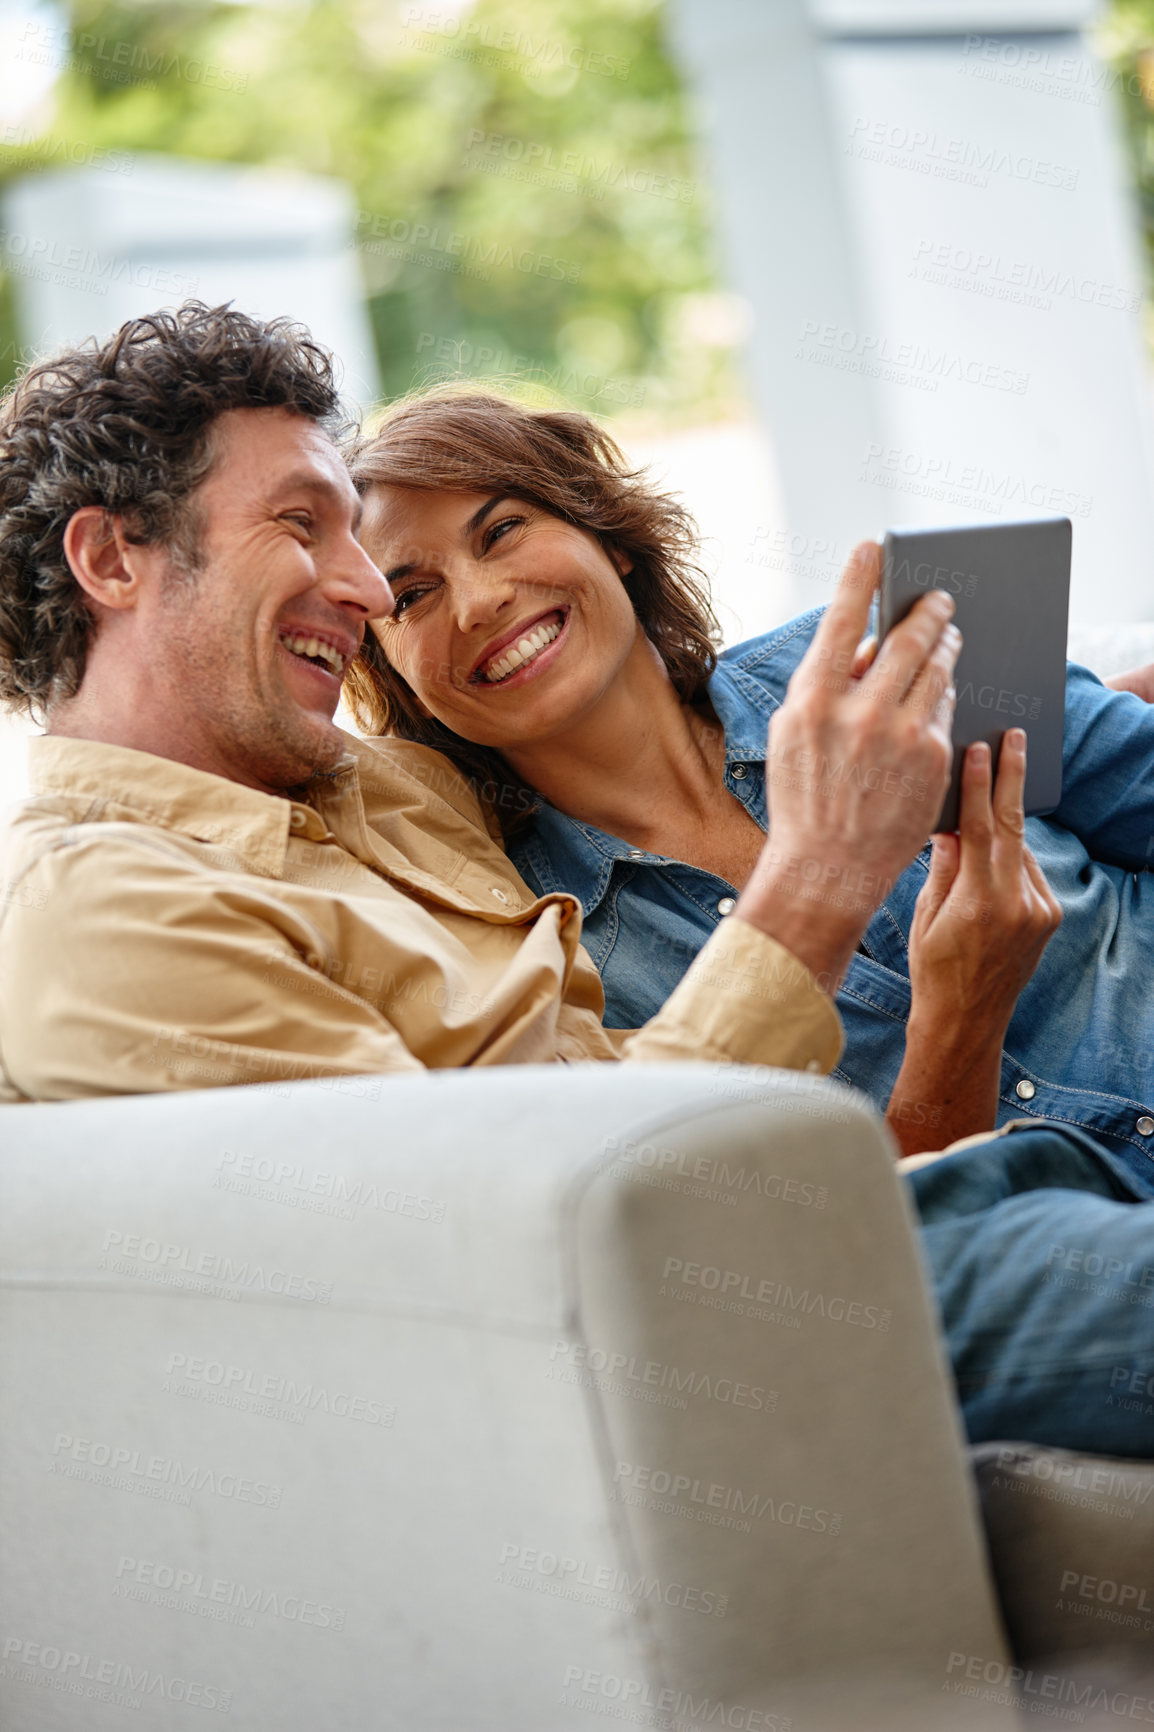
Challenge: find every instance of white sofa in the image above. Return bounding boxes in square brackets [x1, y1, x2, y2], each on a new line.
[0, 1064, 1035, 1732]
[4, 627, 1154, 1728]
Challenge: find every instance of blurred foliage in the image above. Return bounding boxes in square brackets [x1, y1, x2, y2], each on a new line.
[0, 0, 744, 419]
[1099, 3, 1154, 288]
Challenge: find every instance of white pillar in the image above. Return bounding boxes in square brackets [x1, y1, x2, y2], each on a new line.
[668, 0, 1154, 624]
[2, 155, 379, 406]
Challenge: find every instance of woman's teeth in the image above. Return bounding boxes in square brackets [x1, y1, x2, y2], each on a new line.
[480, 616, 563, 684]
[280, 633, 343, 674]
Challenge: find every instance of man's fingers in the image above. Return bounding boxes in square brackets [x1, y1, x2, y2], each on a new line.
[798, 542, 880, 688]
[850, 634, 878, 680]
[1104, 664, 1154, 703]
[904, 622, 961, 725]
[917, 831, 960, 923]
[864, 590, 958, 706]
[991, 728, 1028, 836]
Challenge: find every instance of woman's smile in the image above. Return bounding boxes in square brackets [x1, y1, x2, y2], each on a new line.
[469, 607, 570, 689]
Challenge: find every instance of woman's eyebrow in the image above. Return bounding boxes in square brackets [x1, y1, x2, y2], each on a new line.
[383, 494, 509, 584]
[463, 493, 506, 536]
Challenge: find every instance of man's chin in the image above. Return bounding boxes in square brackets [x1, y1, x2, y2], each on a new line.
[253, 710, 349, 792]
[293, 710, 349, 775]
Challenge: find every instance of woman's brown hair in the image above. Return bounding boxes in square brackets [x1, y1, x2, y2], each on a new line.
[345, 388, 720, 840]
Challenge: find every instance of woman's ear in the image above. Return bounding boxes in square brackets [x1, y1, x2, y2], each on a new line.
[607, 543, 633, 578]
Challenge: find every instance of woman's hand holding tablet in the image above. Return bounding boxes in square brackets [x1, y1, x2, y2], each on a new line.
[885, 729, 1063, 1156]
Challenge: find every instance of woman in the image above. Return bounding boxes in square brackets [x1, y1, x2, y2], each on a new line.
[342, 391, 1154, 1170]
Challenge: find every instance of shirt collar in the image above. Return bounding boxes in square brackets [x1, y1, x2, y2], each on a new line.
[514, 803, 633, 914]
[705, 654, 779, 766]
[26, 734, 360, 877]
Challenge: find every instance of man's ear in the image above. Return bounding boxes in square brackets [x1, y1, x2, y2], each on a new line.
[62, 507, 154, 611]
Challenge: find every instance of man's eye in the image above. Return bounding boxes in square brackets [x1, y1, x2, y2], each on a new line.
[283, 513, 312, 535]
[484, 515, 523, 550]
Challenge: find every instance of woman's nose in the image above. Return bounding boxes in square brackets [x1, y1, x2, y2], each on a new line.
[451, 571, 515, 633]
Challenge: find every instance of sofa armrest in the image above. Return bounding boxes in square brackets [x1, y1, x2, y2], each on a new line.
[571, 1069, 1011, 1721]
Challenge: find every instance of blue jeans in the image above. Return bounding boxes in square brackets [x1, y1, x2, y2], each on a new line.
[909, 1122, 1154, 1457]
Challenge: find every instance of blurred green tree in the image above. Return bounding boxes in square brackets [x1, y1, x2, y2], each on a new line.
[0, 0, 742, 417]
[1099, 2, 1154, 290]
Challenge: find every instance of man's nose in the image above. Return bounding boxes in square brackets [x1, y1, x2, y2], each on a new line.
[328, 537, 395, 622]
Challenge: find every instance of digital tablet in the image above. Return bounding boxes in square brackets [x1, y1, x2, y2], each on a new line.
[879, 517, 1071, 832]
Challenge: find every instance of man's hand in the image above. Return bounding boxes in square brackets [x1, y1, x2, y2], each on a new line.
[1105, 665, 1154, 702]
[735, 540, 959, 992]
[886, 729, 1062, 1157]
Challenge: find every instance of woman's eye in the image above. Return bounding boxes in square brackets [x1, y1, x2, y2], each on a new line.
[484, 515, 523, 550]
[392, 586, 431, 618]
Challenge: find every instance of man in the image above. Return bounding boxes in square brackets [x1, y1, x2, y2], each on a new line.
[0, 302, 963, 1097]
[0, 302, 1148, 1459]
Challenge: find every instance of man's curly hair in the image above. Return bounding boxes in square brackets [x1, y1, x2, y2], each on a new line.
[0, 301, 341, 720]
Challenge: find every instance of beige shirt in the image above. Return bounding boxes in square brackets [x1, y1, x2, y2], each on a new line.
[0, 732, 843, 1102]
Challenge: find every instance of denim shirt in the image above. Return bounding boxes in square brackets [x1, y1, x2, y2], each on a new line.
[511, 608, 1154, 1191]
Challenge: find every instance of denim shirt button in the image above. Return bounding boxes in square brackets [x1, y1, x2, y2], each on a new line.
[731, 763, 749, 780]
[1015, 1079, 1036, 1101]
[1137, 1116, 1154, 1137]
[717, 897, 736, 916]
[627, 849, 646, 861]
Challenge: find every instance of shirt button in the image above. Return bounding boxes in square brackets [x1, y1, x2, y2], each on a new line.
[627, 849, 646, 861]
[1138, 1116, 1154, 1137]
[289, 809, 307, 831]
[717, 897, 736, 916]
[1015, 1079, 1036, 1101]
[731, 763, 749, 780]
[490, 887, 510, 904]
[806, 1059, 822, 1074]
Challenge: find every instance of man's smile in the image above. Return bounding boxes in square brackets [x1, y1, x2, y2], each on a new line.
[278, 626, 356, 680]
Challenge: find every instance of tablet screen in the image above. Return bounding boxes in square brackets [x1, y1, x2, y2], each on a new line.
[880, 518, 1071, 832]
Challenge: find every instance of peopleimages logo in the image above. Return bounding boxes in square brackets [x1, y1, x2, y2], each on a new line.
[1, 1636, 232, 1713]
[100, 1230, 333, 1303]
[497, 1544, 728, 1618]
[661, 1257, 890, 1332]
[50, 1433, 282, 1509]
[114, 1556, 346, 1630]
[548, 1339, 777, 1414]
[613, 1460, 842, 1537]
[559, 1665, 788, 1729]
[944, 1650, 1154, 1721]
[215, 1147, 445, 1224]
[603, 1134, 830, 1207]
[0, 230, 196, 296]
[165, 1352, 394, 1427]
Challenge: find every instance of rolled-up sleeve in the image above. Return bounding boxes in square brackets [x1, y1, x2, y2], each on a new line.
[620, 914, 844, 1073]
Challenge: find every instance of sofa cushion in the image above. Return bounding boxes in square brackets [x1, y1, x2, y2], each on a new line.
[973, 1441, 1154, 1663]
